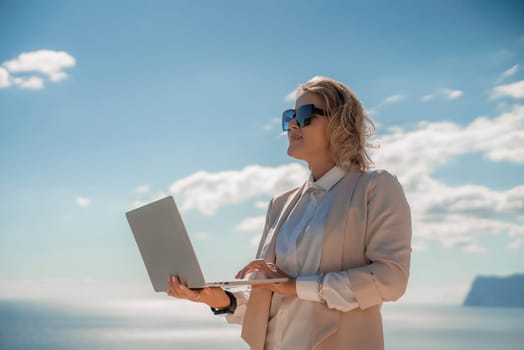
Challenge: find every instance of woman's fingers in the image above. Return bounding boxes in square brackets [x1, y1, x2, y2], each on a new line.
[235, 259, 281, 279]
[167, 276, 231, 308]
[266, 262, 278, 273]
[167, 275, 201, 301]
[167, 275, 182, 297]
[236, 260, 261, 278]
[236, 259, 273, 279]
[237, 261, 294, 295]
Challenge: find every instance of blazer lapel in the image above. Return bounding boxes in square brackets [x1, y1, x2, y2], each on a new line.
[259, 183, 305, 262]
[242, 183, 304, 350]
[240, 288, 273, 350]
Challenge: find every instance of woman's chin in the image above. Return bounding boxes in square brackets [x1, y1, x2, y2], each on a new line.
[287, 147, 305, 161]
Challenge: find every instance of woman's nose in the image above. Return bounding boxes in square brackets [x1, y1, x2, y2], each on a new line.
[288, 118, 299, 129]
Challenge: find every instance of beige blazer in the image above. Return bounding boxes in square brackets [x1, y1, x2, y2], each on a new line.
[241, 166, 412, 350]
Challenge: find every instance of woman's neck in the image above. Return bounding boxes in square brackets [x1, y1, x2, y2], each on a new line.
[308, 158, 336, 181]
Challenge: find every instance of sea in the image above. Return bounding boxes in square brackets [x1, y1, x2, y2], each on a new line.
[1, 298, 523, 350]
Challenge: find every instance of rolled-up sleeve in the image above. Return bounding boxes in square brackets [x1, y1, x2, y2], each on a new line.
[296, 272, 359, 312]
[296, 274, 322, 302]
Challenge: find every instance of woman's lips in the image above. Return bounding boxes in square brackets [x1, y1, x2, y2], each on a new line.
[290, 134, 302, 141]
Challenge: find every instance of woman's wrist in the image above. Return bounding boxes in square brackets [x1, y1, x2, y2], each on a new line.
[210, 290, 237, 315]
[206, 290, 231, 308]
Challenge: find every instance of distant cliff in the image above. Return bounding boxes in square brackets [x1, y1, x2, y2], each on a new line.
[464, 274, 524, 308]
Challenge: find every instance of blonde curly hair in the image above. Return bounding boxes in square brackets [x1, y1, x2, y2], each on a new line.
[295, 76, 376, 171]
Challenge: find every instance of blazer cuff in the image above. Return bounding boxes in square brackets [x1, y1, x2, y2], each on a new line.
[296, 275, 322, 302]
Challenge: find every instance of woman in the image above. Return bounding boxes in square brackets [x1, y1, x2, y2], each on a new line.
[168, 76, 412, 350]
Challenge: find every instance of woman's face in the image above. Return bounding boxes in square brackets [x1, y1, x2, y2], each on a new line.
[287, 91, 331, 163]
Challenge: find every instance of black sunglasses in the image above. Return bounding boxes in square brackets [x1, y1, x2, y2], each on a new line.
[282, 104, 328, 131]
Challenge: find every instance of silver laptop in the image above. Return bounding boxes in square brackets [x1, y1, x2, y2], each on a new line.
[126, 196, 287, 291]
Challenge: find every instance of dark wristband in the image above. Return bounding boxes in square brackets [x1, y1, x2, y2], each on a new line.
[210, 290, 237, 315]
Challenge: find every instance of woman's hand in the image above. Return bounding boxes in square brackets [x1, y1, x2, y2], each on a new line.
[236, 259, 297, 296]
[167, 275, 230, 309]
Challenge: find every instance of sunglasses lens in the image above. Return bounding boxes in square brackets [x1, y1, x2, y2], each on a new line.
[296, 105, 314, 128]
[282, 110, 295, 131]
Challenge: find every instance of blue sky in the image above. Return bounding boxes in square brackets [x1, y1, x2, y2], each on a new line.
[1, 0, 523, 304]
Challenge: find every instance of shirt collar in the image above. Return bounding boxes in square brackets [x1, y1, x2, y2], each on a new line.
[304, 165, 346, 193]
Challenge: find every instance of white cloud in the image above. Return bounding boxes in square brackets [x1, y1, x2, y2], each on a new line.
[366, 109, 377, 117]
[134, 184, 150, 194]
[12, 76, 44, 89]
[441, 88, 463, 100]
[374, 105, 524, 177]
[422, 88, 463, 102]
[129, 191, 168, 209]
[491, 49, 513, 63]
[254, 200, 269, 209]
[368, 94, 407, 116]
[1, 49, 75, 89]
[462, 243, 487, 254]
[169, 163, 308, 215]
[421, 94, 434, 102]
[3, 49, 75, 81]
[384, 94, 406, 104]
[495, 64, 519, 84]
[490, 80, 524, 100]
[75, 196, 91, 207]
[284, 76, 328, 102]
[235, 216, 265, 232]
[373, 104, 524, 251]
[285, 88, 297, 102]
[507, 238, 524, 250]
[507, 62, 520, 74]
[0, 67, 11, 88]
[262, 118, 281, 131]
